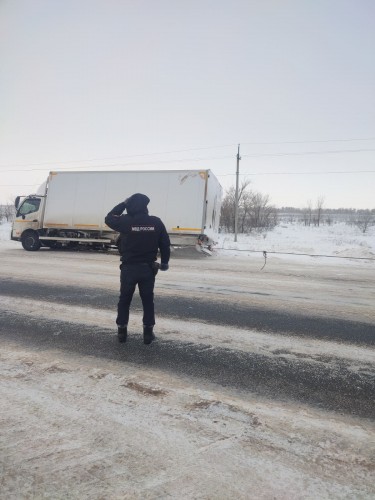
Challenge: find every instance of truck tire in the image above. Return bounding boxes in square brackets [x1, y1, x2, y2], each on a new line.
[21, 230, 41, 251]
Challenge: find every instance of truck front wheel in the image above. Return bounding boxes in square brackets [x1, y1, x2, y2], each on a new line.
[21, 230, 41, 251]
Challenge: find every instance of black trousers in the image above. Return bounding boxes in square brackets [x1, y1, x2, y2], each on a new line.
[117, 263, 156, 327]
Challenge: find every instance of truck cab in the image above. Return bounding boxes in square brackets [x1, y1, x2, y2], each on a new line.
[12, 196, 44, 250]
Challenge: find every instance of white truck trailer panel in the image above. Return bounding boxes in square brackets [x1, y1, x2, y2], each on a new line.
[43, 170, 221, 238]
[204, 172, 222, 239]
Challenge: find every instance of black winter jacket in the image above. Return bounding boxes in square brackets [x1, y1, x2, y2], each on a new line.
[105, 194, 170, 265]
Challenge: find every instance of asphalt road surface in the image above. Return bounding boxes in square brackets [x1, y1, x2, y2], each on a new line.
[1, 277, 374, 419]
[1, 277, 374, 344]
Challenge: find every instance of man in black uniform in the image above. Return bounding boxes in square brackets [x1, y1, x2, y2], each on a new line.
[105, 193, 170, 344]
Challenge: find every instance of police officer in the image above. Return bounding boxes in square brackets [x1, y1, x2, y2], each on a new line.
[105, 193, 170, 344]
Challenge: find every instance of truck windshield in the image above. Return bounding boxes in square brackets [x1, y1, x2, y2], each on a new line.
[18, 199, 41, 216]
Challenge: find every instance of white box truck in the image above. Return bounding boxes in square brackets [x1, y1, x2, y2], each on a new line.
[12, 169, 222, 253]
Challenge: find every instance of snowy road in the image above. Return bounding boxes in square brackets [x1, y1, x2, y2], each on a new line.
[1, 301, 374, 419]
[0, 276, 374, 419]
[1, 277, 374, 345]
[1, 244, 375, 498]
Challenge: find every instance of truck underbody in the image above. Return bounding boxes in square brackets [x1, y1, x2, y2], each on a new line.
[13, 228, 213, 255]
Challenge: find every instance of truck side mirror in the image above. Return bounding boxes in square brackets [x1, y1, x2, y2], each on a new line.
[15, 196, 20, 209]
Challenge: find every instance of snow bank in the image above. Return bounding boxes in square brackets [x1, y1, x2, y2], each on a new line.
[217, 223, 375, 260]
[0, 221, 18, 250]
[0, 221, 11, 240]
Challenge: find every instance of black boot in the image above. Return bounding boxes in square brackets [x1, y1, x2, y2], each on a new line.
[143, 326, 155, 345]
[117, 325, 127, 343]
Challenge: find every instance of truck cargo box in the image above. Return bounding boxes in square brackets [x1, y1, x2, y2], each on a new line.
[12, 169, 222, 251]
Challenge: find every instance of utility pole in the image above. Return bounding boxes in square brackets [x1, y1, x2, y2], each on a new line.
[234, 144, 241, 242]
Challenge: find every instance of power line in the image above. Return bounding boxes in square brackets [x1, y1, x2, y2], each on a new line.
[1, 148, 375, 174]
[0, 155, 233, 173]
[220, 248, 375, 261]
[242, 148, 375, 159]
[0, 144, 237, 168]
[217, 170, 375, 177]
[2, 169, 375, 187]
[1, 136, 375, 168]
[241, 137, 375, 146]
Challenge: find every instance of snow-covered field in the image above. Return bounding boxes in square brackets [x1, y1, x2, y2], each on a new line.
[218, 222, 375, 260]
[1, 221, 374, 499]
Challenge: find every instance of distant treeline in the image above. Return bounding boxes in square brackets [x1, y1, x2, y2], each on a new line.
[278, 207, 375, 214]
[277, 208, 375, 233]
[220, 181, 374, 234]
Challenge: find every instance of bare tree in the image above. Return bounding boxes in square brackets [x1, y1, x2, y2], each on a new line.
[314, 196, 325, 227]
[220, 181, 277, 233]
[3, 203, 15, 222]
[220, 180, 251, 233]
[248, 193, 277, 232]
[239, 189, 253, 233]
[302, 200, 313, 226]
[220, 186, 235, 233]
[353, 211, 374, 234]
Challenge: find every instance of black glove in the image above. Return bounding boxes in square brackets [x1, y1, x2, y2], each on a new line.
[160, 263, 169, 271]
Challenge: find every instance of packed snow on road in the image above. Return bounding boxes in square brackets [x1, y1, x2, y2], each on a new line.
[1, 221, 374, 499]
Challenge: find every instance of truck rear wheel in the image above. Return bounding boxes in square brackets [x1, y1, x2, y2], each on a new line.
[21, 230, 41, 251]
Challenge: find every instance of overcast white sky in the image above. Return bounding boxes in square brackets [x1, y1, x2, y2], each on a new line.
[1, 0, 374, 209]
